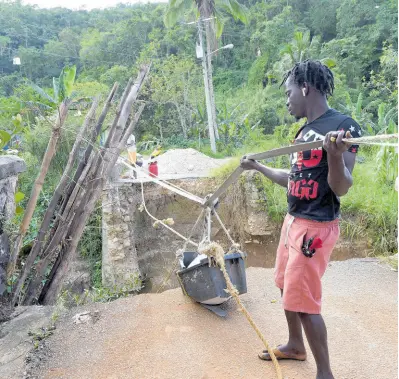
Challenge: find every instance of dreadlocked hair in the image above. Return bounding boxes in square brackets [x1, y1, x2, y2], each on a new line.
[280, 60, 335, 97]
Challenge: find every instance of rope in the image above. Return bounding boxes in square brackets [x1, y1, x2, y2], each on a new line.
[198, 241, 283, 379]
[121, 158, 202, 202]
[206, 208, 212, 242]
[344, 133, 398, 145]
[213, 209, 237, 247]
[156, 209, 205, 294]
[119, 158, 204, 204]
[139, 181, 198, 247]
[181, 209, 206, 253]
[122, 135, 397, 379]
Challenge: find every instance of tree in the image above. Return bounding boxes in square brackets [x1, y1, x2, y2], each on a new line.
[100, 65, 131, 89]
[304, 0, 339, 40]
[271, 30, 334, 81]
[363, 44, 398, 113]
[164, 0, 248, 152]
[249, 6, 298, 64]
[151, 55, 202, 138]
[280, 31, 312, 64]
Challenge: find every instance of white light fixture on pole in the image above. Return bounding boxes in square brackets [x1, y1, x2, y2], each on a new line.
[197, 43, 233, 59]
[208, 44, 234, 57]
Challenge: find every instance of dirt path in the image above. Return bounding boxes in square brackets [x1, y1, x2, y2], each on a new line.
[33, 259, 397, 379]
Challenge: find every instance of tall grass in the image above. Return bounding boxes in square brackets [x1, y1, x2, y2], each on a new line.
[212, 137, 398, 255]
[341, 150, 398, 255]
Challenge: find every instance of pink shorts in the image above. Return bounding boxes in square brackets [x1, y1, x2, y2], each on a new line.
[274, 214, 340, 314]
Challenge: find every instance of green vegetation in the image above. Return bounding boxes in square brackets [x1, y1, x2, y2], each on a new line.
[0, 0, 397, 288]
[79, 207, 103, 288]
[341, 152, 397, 254]
[212, 121, 397, 255]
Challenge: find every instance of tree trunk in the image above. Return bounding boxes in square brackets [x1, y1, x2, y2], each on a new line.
[183, 74, 190, 135]
[174, 101, 187, 139]
[159, 123, 163, 141]
[8, 102, 69, 279]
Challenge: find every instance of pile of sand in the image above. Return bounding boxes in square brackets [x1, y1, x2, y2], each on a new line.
[155, 148, 230, 177]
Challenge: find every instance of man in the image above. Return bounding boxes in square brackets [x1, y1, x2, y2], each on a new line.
[126, 134, 137, 178]
[240, 60, 361, 379]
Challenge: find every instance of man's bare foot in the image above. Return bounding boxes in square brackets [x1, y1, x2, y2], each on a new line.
[258, 343, 307, 361]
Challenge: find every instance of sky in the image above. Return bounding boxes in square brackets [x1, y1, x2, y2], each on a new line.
[22, 0, 167, 10]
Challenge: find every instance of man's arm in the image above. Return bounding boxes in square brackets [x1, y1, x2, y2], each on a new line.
[324, 130, 356, 196]
[240, 158, 289, 188]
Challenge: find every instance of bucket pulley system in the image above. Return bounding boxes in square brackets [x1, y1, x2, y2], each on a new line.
[119, 133, 397, 379]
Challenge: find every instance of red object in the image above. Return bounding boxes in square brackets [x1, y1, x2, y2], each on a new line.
[309, 237, 323, 250]
[149, 161, 158, 177]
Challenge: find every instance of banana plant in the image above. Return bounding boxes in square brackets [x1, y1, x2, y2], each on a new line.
[374, 102, 398, 135]
[280, 31, 311, 64]
[277, 31, 336, 77]
[376, 146, 398, 185]
[29, 65, 77, 108]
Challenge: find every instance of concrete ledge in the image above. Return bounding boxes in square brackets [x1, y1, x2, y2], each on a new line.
[0, 156, 26, 180]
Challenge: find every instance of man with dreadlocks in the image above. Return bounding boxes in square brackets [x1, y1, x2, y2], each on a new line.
[240, 60, 361, 379]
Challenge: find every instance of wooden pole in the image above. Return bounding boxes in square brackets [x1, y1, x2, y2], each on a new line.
[8, 102, 69, 279]
[12, 98, 100, 304]
[23, 66, 150, 305]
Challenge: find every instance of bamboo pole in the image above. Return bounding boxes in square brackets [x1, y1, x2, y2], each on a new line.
[8, 102, 69, 279]
[58, 83, 119, 217]
[23, 66, 150, 305]
[12, 98, 100, 304]
[41, 104, 146, 304]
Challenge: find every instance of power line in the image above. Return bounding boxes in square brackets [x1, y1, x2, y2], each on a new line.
[1, 29, 141, 64]
[0, 45, 132, 66]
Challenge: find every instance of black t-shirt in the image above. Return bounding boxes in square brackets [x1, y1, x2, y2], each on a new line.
[287, 109, 361, 221]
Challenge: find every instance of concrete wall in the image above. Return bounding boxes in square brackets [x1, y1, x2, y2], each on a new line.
[101, 172, 278, 291]
[101, 171, 369, 292]
[0, 156, 26, 295]
[102, 182, 141, 289]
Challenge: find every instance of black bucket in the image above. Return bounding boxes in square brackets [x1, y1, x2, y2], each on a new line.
[177, 252, 247, 304]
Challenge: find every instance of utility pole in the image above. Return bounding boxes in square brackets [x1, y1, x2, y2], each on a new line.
[194, 18, 233, 153]
[198, 20, 217, 153]
[204, 22, 219, 141]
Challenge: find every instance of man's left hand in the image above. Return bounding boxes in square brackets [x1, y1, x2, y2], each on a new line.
[323, 130, 352, 156]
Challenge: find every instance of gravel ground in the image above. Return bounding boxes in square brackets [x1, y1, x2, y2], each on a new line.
[31, 259, 397, 379]
[155, 148, 230, 177]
